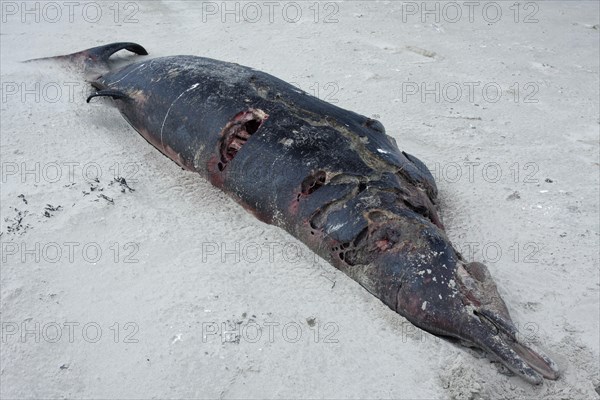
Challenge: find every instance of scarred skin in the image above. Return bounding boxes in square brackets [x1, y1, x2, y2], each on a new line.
[45, 43, 559, 384]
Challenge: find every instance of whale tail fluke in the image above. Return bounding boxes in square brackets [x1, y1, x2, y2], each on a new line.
[23, 42, 148, 75]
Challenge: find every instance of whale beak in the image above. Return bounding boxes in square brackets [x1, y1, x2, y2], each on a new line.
[463, 307, 560, 384]
[398, 258, 560, 384]
[452, 261, 560, 384]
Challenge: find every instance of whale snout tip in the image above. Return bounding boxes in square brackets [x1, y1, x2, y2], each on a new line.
[398, 259, 560, 384]
[470, 307, 560, 384]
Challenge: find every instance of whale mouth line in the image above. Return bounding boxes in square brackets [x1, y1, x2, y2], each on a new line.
[218, 108, 268, 171]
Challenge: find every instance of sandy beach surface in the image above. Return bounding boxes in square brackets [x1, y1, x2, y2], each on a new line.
[1, 1, 599, 398]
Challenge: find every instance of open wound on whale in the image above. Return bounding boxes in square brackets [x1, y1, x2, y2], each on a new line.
[301, 170, 327, 196]
[218, 108, 268, 171]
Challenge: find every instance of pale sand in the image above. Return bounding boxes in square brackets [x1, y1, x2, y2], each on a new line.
[1, 1, 598, 398]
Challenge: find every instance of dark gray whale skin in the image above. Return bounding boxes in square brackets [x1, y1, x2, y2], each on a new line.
[49, 42, 559, 384]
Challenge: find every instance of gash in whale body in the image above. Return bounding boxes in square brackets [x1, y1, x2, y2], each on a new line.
[44, 42, 560, 384]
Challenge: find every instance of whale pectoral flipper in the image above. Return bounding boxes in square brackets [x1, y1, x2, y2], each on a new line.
[87, 90, 129, 103]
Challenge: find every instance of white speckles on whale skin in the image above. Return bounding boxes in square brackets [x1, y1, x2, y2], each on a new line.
[327, 222, 346, 233]
[279, 138, 294, 147]
[448, 279, 459, 298]
[421, 301, 428, 310]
